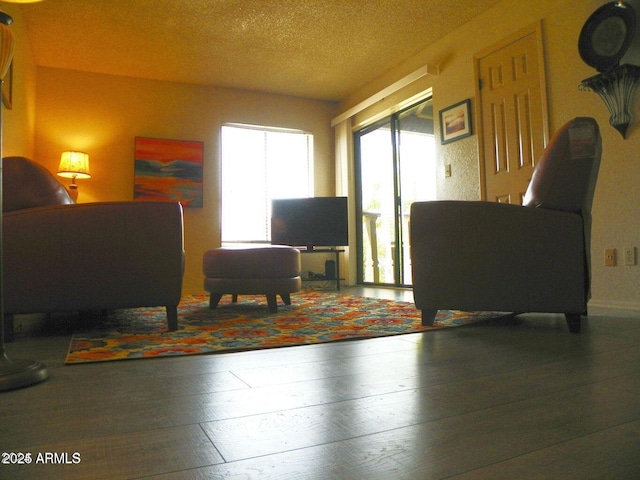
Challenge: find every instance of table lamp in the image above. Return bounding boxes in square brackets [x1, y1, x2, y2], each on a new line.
[57, 151, 91, 200]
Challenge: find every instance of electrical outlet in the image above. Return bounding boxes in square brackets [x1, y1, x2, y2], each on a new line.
[604, 248, 616, 266]
[624, 247, 636, 266]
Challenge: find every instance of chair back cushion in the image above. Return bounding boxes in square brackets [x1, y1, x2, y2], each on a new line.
[2, 156, 75, 213]
[523, 117, 601, 214]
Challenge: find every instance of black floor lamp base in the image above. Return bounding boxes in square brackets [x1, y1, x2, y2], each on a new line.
[0, 353, 49, 392]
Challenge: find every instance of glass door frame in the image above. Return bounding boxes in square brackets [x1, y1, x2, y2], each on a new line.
[354, 97, 434, 287]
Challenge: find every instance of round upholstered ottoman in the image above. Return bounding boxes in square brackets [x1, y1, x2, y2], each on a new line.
[203, 246, 301, 312]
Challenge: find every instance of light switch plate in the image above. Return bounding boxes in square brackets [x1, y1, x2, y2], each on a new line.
[604, 248, 616, 267]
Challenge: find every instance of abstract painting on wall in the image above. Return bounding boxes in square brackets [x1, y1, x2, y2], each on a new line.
[134, 137, 204, 208]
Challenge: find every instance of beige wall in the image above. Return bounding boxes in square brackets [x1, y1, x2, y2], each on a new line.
[8, 59, 334, 298]
[32, 69, 337, 293]
[339, 0, 640, 310]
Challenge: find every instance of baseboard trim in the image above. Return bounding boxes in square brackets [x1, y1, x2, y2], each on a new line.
[182, 288, 208, 296]
[588, 299, 640, 317]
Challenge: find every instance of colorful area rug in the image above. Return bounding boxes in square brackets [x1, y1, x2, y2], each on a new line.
[66, 291, 504, 364]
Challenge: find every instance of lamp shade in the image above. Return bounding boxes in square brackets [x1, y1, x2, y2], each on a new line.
[57, 151, 91, 179]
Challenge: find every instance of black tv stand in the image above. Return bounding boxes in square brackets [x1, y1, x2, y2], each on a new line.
[300, 248, 344, 290]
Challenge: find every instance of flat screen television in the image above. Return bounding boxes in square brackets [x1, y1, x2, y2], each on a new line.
[271, 197, 348, 250]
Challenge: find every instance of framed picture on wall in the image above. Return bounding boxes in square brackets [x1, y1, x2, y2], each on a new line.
[134, 137, 204, 208]
[2, 62, 12, 110]
[439, 99, 472, 144]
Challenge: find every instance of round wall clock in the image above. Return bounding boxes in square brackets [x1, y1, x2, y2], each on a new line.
[579, 1, 636, 72]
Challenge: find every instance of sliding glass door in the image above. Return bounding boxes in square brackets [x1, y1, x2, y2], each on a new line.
[355, 98, 436, 286]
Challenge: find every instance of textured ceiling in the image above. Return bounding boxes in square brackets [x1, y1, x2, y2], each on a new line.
[17, 0, 501, 102]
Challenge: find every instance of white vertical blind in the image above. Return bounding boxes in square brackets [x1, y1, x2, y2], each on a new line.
[221, 124, 313, 243]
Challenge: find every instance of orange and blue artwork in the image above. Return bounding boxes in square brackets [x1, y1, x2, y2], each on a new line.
[134, 137, 204, 208]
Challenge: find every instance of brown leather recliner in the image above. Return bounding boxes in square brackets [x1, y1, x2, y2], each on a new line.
[410, 117, 602, 333]
[2, 156, 185, 336]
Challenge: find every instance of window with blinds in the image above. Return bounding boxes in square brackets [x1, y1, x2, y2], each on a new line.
[221, 124, 314, 243]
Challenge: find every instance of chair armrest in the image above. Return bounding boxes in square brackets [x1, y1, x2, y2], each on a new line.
[410, 201, 586, 313]
[3, 201, 184, 314]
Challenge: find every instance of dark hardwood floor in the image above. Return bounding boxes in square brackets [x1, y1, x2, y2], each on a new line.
[2, 286, 640, 479]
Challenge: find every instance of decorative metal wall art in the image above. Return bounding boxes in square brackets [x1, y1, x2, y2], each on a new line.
[579, 1, 640, 138]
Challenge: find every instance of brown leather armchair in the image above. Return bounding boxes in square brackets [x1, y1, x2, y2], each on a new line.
[410, 117, 601, 333]
[2, 156, 184, 336]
